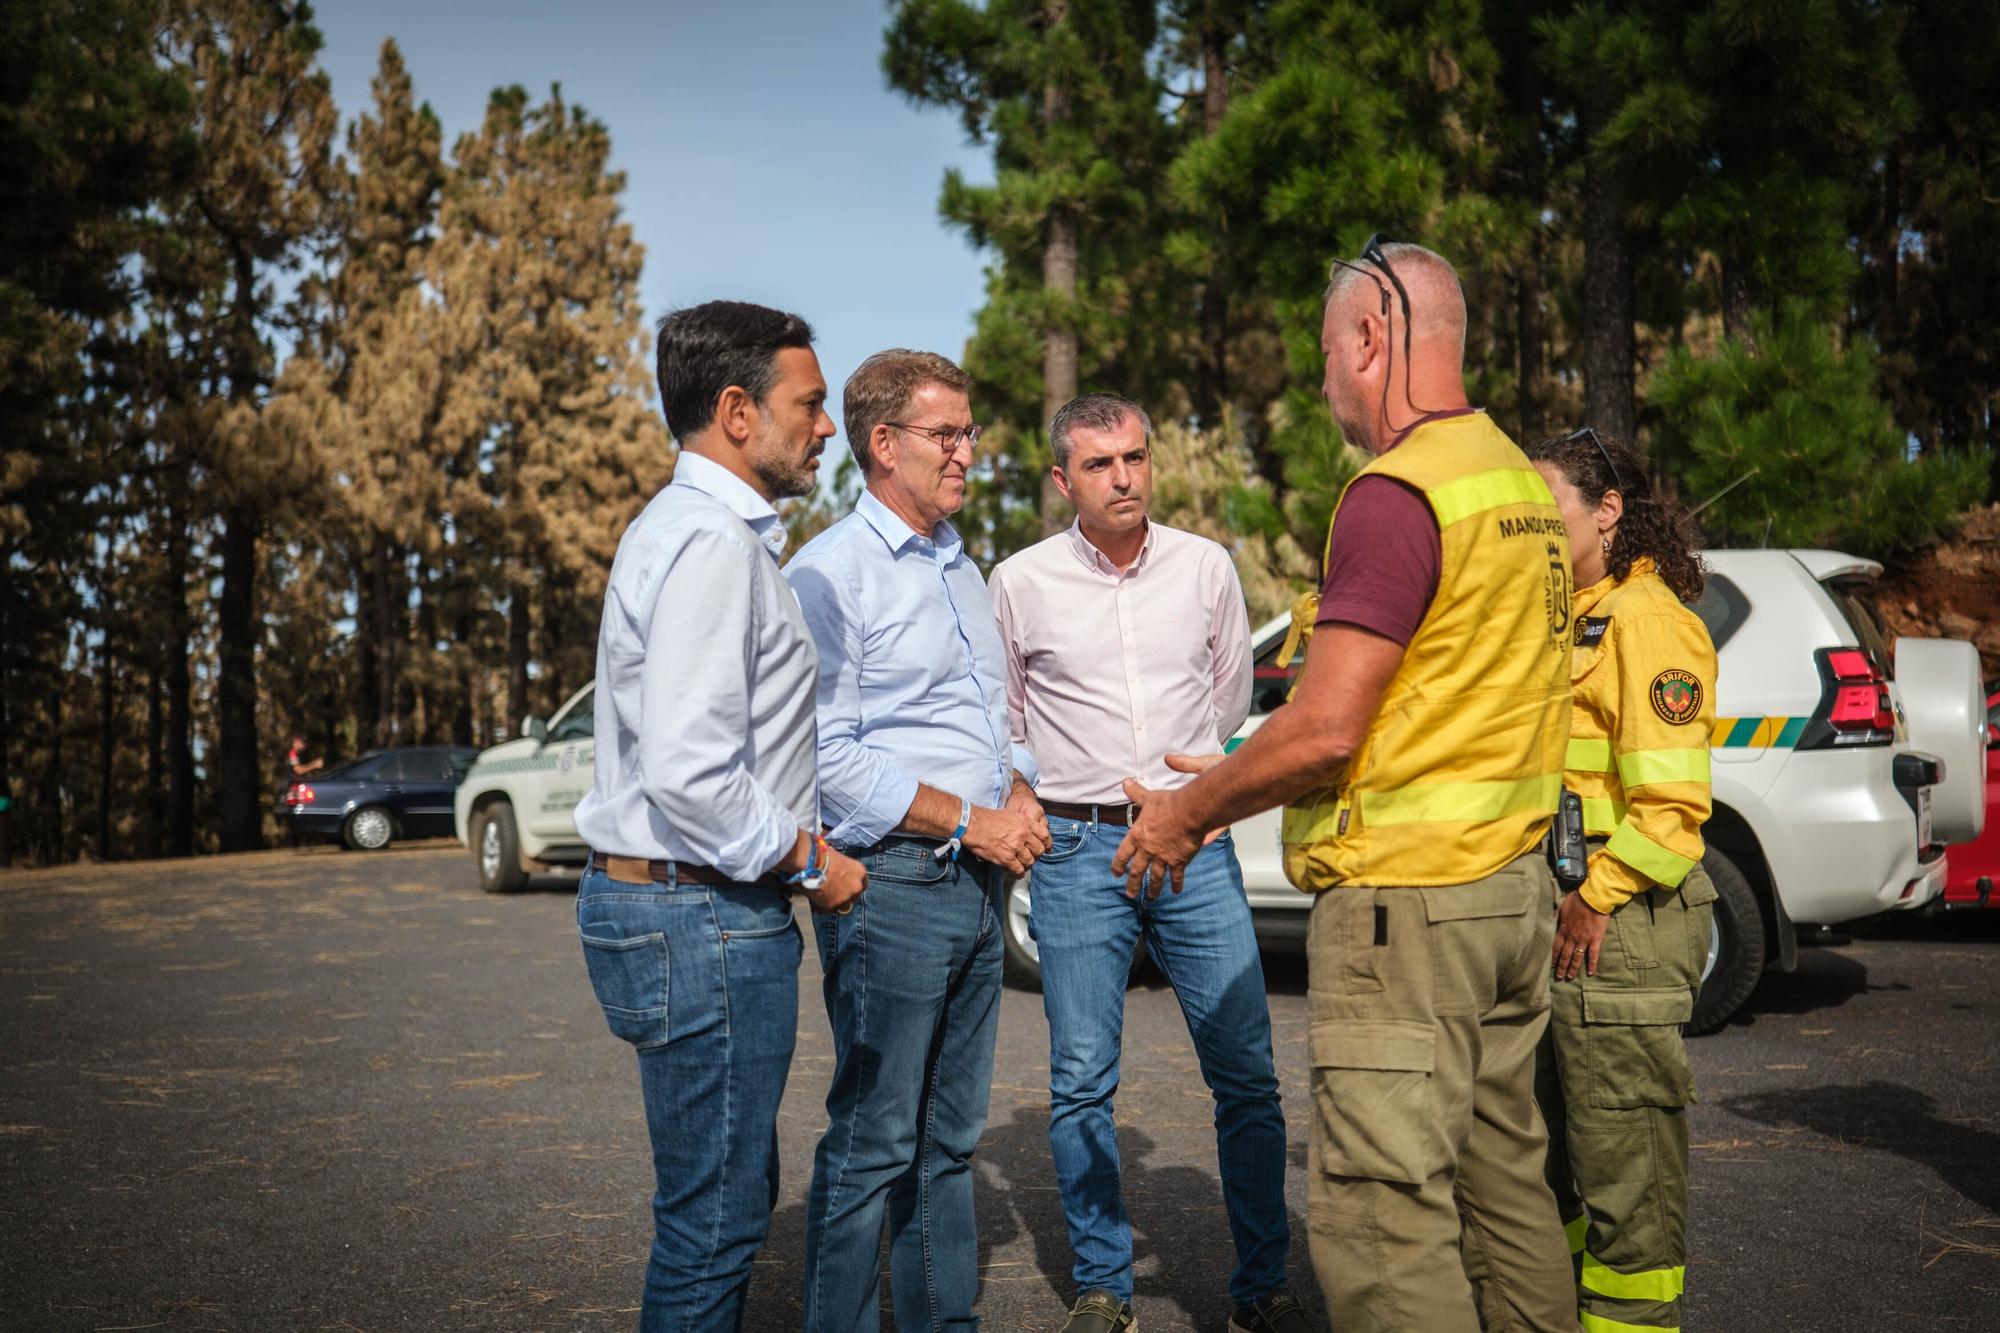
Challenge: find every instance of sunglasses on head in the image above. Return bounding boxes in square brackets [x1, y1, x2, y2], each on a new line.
[1327, 233, 1432, 430]
[1561, 425, 1625, 492]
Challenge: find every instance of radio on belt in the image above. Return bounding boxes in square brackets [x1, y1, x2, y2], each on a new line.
[1549, 787, 1588, 891]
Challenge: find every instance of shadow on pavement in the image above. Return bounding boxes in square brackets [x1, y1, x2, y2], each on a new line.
[1711, 945, 1896, 1030]
[1721, 1080, 2000, 1214]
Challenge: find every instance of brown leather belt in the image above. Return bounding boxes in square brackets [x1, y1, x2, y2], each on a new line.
[589, 850, 790, 893]
[1041, 800, 1140, 827]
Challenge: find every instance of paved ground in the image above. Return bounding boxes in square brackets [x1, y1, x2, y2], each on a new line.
[2, 844, 1997, 1331]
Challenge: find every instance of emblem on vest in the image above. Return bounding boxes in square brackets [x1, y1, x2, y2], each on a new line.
[1651, 669, 1703, 725]
[1575, 616, 1611, 649]
[1544, 541, 1572, 651]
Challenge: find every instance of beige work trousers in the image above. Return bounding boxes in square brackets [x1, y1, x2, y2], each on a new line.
[1305, 850, 1579, 1333]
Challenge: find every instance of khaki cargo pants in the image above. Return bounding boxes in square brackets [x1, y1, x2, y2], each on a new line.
[1306, 851, 1579, 1333]
[1537, 861, 1716, 1333]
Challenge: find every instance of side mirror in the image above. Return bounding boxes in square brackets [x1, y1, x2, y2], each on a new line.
[523, 716, 547, 743]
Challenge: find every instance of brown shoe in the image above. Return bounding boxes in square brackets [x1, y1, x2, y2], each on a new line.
[1060, 1288, 1137, 1333]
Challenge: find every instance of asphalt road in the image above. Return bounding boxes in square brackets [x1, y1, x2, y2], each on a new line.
[3, 844, 1997, 1331]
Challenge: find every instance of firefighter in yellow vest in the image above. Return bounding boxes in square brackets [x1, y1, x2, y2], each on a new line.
[1524, 427, 1718, 1333]
[1113, 239, 1579, 1333]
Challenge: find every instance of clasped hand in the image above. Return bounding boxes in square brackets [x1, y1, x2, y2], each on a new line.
[1110, 753, 1224, 898]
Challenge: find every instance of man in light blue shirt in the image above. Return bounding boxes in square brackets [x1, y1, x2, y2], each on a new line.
[786, 349, 1051, 1332]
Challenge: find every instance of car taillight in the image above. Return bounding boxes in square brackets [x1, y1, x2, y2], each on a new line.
[1797, 647, 1894, 749]
[286, 783, 315, 805]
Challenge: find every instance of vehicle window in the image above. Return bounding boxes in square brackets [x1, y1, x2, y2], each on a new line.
[549, 689, 595, 741]
[322, 755, 382, 782]
[1250, 631, 1301, 716]
[447, 748, 479, 779]
[1829, 584, 1895, 679]
[371, 754, 406, 782]
[1688, 573, 1749, 653]
[398, 750, 453, 782]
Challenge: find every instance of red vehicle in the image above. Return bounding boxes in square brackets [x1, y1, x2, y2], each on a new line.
[1944, 685, 2000, 908]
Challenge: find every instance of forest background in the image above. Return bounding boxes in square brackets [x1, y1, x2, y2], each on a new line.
[3, 0, 1995, 866]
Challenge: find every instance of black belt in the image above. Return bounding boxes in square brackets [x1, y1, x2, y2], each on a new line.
[589, 850, 790, 893]
[1041, 800, 1138, 827]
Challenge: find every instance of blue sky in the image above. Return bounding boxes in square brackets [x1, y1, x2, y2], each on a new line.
[314, 0, 993, 465]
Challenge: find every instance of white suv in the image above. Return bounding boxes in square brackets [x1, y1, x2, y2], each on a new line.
[455, 549, 1985, 1034]
[999, 549, 1985, 1034]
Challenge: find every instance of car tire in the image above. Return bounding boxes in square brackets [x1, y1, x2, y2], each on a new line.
[341, 805, 396, 852]
[475, 801, 527, 894]
[1688, 847, 1766, 1035]
[999, 874, 1147, 993]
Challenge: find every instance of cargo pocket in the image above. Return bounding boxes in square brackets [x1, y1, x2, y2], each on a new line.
[579, 924, 670, 1050]
[1580, 986, 1695, 1109]
[1309, 1018, 1446, 1185]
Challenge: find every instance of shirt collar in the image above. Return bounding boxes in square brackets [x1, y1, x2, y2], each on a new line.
[857, 488, 962, 561]
[671, 450, 786, 557]
[1066, 517, 1155, 577]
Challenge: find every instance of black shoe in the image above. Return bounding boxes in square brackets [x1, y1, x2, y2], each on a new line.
[1060, 1287, 1137, 1333]
[1229, 1288, 1315, 1333]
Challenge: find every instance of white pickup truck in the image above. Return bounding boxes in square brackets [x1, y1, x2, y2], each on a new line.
[454, 547, 1986, 1034]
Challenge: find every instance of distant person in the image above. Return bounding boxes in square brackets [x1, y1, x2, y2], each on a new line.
[1526, 426, 1717, 1333]
[570, 300, 867, 1329]
[988, 393, 1311, 1333]
[286, 734, 323, 778]
[785, 348, 1049, 1333]
[1111, 239, 1580, 1332]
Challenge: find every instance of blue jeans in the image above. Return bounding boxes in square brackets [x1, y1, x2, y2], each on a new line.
[803, 838, 1005, 1332]
[1030, 818, 1290, 1305]
[575, 864, 803, 1332]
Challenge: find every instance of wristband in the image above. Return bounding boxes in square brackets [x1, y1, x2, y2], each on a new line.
[934, 797, 971, 862]
[786, 832, 831, 892]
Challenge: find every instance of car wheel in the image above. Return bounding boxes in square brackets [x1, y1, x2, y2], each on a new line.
[999, 874, 1147, 993]
[1688, 847, 1766, 1035]
[342, 805, 396, 851]
[475, 801, 527, 894]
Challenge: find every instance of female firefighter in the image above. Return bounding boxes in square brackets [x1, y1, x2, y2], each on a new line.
[1524, 426, 1718, 1333]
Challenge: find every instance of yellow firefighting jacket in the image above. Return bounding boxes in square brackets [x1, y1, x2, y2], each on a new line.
[1565, 556, 1718, 912]
[1280, 413, 1574, 888]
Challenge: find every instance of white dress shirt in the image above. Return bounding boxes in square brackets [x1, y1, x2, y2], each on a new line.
[572, 451, 818, 880]
[784, 489, 1036, 850]
[989, 520, 1251, 805]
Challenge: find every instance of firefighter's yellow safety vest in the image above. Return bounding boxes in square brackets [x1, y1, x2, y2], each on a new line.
[1564, 556, 1718, 912]
[1281, 413, 1575, 889]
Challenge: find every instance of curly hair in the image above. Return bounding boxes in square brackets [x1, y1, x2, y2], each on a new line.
[1525, 428, 1706, 603]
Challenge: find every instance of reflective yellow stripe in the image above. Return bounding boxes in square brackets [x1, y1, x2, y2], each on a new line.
[1616, 748, 1711, 788]
[1580, 797, 1626, 835]
[1606, 822, 1697, 888]
[1565, 1214, 1589, 1255]
[1566, 738, 1614, 772]
[1358, 772, 1562, 827]
[1581, 1253, 1685, 1303]
[1429, 467, 1556, 528]
[1579, 1313, 1678, 1333]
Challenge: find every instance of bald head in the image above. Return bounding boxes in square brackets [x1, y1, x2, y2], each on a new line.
[1319, 241, 1472, 453]
[1324, 242, 1467, 360]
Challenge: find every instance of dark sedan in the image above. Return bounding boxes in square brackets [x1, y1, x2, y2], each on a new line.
[279, 746, 481, 851]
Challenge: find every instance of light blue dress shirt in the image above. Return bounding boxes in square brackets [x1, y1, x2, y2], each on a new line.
[785, 489, 1036, 850]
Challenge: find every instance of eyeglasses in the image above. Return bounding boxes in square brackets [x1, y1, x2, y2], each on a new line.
[886, 421, 982, 455]
[1562, 425, 1625, 491]
[1327, 232, 1427, 428]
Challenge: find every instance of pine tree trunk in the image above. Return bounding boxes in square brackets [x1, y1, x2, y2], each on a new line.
[1720, 261, 1757, 350]
[1513, 18, 1546, 442]
[507, 584, 531, 736]
[0, 598, 11, 869]
[373, 540, 397, 747]
[216, 506, 262, 852]
[165, 497, 194, 859]
[97, 642, 115, 859]
[1195, 14, 1230, 427]
[41, 682, 63, 865]
[355, 540, 381, 748]
[1517, 271, 1545, 441]
[1579, 92, 1637, 443]
[145, 663, 164, 860]
[1039, 0, 1077, 537]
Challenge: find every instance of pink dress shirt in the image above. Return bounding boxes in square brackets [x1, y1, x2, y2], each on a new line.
[989, 520, 1252, 805]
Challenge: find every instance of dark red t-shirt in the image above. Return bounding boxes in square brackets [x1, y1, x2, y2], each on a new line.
[1314, 476, 1441, 646]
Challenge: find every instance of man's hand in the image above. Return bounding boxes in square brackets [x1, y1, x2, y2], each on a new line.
[1110, 778, 1203, 898]
[805, 848, 868, 916]
[963, 805, 1050, 876]
[1553, 889, 1611, 980]
[1003, 776, 1050, 846]
[1164, 754, 1229, 847]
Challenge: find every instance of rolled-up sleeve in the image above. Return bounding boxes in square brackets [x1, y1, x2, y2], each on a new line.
[633, 526, 799, 881]
[787, 555, 921, 847]
[1209, 551, 1253, 742]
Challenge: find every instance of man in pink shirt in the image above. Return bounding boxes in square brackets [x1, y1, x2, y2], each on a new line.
[989, 395, 1311, 1333]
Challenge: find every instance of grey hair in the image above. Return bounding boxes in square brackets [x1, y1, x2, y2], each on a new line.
[1049, 392, 1153, 468]
[1323, 241, 1466, 357]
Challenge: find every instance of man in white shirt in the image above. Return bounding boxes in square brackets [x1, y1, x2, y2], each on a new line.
[572, 300, 866, 1330]
[989, 394, 1310, 1333]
